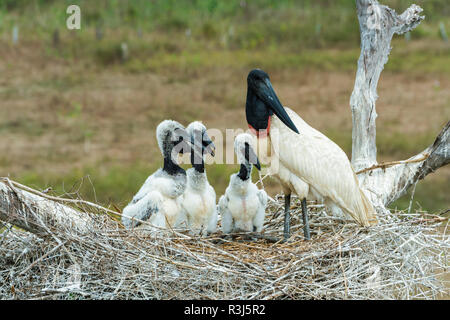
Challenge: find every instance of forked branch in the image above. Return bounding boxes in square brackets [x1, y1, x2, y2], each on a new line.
[351, 1, 448, 209]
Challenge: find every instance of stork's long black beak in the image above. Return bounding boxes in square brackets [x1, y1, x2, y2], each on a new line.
[252, 152, 261, 171]
[203, 139, 215, 157]
[256, 79, 299, 134]
[243, 143, 261, 171]
[190, 129, 216, 159]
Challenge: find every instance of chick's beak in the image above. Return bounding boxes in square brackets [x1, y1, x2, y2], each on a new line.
[203, 139, 215, 157]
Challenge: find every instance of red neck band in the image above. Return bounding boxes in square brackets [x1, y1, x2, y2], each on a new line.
[248, 117, 271, 138]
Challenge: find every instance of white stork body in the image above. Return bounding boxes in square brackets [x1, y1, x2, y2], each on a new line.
[121, 120, 190, 230]
[182, 168, 218, 235]
[180, 121, 218, 236]
[258, 107, 377, 226]
[219, 133, 268, 233]
[219, 175, 267, 233]
[122, 171, 187, 229]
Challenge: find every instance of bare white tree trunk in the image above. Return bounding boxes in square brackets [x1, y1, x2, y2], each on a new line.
[351, 0, 449, 212]
[351, 0, 424, 170]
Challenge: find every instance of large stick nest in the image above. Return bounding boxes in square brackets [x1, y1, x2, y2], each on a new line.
[0, 193, 448, 300]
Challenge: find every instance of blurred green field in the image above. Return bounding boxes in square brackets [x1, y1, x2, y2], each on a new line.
[0, 0, 448, 213]
[0, 0, 448, 45]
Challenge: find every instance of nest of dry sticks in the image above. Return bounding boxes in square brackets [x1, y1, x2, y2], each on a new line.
[0, 184, 448, 300]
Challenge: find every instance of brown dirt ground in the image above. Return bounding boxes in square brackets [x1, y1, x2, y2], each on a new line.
[0, 42, 448, 204]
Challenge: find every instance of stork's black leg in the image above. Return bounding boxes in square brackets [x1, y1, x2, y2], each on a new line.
[283, 194, 291, 242]
[301, 198, 311, 240]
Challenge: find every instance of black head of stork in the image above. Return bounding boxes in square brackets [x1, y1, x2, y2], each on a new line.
[156, 120, 192, 175]
[186, 121, 216, 173]
[234, 133, 261, 171]
[246, 69, 299, 136]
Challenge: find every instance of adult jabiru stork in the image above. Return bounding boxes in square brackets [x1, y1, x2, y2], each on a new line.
[245, 69, 377, 241]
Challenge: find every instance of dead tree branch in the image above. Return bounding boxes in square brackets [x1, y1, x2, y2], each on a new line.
[351, 0, 448, 211]
[0, 178, 94, 237]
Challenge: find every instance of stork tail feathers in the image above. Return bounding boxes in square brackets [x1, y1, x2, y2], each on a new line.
[343, 188, 378, 227]
[357, 189, 378, 226]
[331, 183, 378, 227]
